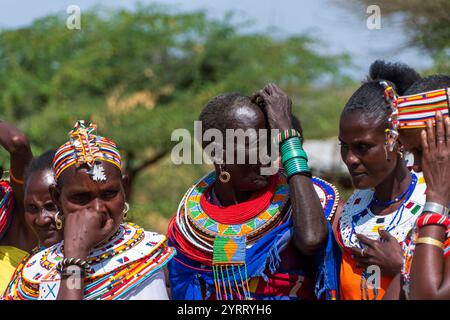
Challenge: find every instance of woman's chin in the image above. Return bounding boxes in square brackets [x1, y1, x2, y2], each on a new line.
[244, 176, 269, 190]
[41, 235, 61, 248]
[351, 176, 373, 190]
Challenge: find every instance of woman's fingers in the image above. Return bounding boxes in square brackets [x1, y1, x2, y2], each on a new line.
[356, 233, 377, 248]
[426, 118, 436, 151]
[421, 129, 429, 154]
[435, 111, 446, 150]
[250, 90, 270, 108]
[268, 83, 279, 94]
[255, 89, 270, 101]
[378, 229, 396, 242]
[349, 245, 373, 258]
[445, 116, 450, 147]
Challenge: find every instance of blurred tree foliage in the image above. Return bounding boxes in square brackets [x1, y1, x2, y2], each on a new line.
[0, 5, 353, 230]
[345, 0, 450, 73]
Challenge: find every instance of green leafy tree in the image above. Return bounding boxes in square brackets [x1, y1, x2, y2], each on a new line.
[0, 5, 350, 227]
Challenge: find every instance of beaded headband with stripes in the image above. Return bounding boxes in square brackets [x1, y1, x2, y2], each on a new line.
[397, 87, 450, 129]
[53, 120, 122, 181]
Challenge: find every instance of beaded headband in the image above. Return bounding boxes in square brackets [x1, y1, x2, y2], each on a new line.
[397, 87, 450, 129]
[379, 81, 400, 152]
[53, 120, 122, 181]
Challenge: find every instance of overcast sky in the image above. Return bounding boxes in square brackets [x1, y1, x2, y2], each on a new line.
[0, 0, 433, 79]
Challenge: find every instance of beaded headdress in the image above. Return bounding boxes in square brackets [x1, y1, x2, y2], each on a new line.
[379, 81, 400, 152]
[397, 87, 450, 129]
[53, 120, 122, 181]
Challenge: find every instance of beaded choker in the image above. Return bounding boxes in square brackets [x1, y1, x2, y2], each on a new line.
[186, 172, 289, 240]
[372, 173, 415, 207]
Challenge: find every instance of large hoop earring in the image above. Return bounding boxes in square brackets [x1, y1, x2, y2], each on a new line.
[123, 202, 130, 219]
[219, 165, 231, 183]
[55, 211, 63, 230]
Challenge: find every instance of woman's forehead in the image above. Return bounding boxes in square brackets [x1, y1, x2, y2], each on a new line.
[340, 116, 384, 139]
[58, 161, 122, 186]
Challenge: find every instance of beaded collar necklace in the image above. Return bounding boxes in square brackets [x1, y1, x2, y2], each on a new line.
[340, 172, 426, 249]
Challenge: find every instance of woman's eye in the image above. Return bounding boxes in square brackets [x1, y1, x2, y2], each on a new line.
[102, 190, 118, 200]
[358, 144, 370, 152]
[26, 204, 39, 214]
[70, 193, 91, 205]
[43, 203, 57, 212]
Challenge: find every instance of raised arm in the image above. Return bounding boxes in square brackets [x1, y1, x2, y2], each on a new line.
[0, 121, 36, 251]
[408, 112, 450, 299]
[251, 83, 327, 255]
[0, 121, 33, 210]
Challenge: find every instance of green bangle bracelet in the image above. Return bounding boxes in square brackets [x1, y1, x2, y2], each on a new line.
[284, 156, 310, 178]
[281, 149, 308, 164]
[280, 137, 302, 154]
[285, 161, 310, 174]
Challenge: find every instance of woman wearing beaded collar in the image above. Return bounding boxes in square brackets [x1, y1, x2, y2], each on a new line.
[384, 75, 450, 299]
[3, 121, 175, 300]
[335, 60, 427, 300]
[167, 83, 340, 300]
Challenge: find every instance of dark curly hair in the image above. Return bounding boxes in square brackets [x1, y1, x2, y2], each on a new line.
[405, 74, 450, 95]
[24, 149, 56, 185]
[341, 60, 422, 128]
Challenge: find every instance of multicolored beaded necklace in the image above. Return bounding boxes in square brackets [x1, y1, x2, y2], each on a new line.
[3, 223, 174, 300]
[171, 172, 290, 300]
[348, 173, 416, 248]
[170, 171, 339, 300]
[339, 171, 426, 299]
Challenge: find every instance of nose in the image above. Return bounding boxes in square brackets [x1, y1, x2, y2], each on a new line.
[342, 148, 360, 170]
[36, 210, 53, 227]
[93, 198, 107, 213]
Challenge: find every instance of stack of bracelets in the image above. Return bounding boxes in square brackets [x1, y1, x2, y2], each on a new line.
[56, 258, 91, 276]
[415, 202, 450, 250]
[278, 129, 311, 179]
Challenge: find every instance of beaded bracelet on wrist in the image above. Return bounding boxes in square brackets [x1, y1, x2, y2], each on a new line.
[56, 257, 91, 274]
[277, 129, 302, 145]
[417, 213, 450, 229]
